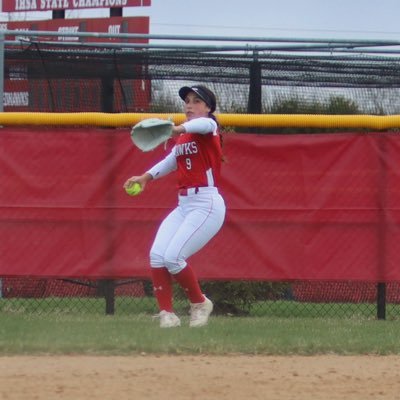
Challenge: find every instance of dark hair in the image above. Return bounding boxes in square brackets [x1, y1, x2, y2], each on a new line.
[195, 86, 223, 156]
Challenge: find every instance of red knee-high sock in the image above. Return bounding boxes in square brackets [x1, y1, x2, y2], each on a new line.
[174, 265, 205, 304]
[151, 267, 173, 312]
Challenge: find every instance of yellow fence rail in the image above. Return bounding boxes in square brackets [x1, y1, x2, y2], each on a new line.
[1, 112, 400, 130]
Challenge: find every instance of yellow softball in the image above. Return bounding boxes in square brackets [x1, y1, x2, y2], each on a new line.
[125, 182, 142, 196]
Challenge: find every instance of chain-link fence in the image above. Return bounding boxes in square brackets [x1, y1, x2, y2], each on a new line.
[1, 277, 400, 319]
[3, 37, 400, 320]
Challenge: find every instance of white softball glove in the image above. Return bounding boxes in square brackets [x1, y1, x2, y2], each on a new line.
[130, 118, 174, 152]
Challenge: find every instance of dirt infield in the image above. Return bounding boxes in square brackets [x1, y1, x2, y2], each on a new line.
[1, 355, 399, 400]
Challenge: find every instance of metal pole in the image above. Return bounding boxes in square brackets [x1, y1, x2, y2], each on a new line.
[98, 280, 115, 315]
[2, 29, 400, 47]
[376, 134, 388, 320]
[247, 51, 262, 114]
[0, 31, 4, 112]
[0, 32, 3, 299]
[377, 283, 386, 320]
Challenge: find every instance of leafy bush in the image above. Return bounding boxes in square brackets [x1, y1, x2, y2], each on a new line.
[174, 281, 292, 315]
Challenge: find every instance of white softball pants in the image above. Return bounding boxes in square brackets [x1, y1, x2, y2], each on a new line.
[150, 187, 226, 275]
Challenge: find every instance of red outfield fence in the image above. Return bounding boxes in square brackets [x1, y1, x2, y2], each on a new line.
[1, 128, 399, 284]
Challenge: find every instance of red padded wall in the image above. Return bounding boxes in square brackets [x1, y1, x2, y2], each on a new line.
[1, 128, 399, 281]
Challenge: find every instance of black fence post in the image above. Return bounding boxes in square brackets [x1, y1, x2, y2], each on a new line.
[104, 280, 116, 315]
[97, 280, 116, 315]
[377, 282, 386, 320]
[100, 76, 116, 315]
[101, 76, 114, 113]
[376, 134, 388, 320]
[247, 51, 262, 115]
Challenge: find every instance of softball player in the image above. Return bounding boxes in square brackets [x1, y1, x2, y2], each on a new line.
[124, 85, 226, 328]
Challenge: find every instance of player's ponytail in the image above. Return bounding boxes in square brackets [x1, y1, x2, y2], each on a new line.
[207, 112, 226, 162]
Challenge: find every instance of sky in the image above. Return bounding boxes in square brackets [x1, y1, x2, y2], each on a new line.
[2, 0, 400, 44]
[128, 0, 400, 42]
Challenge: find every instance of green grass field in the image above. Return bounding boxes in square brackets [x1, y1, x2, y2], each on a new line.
[1, 298, 400, 356]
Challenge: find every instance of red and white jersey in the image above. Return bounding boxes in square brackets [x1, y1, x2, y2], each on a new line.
[146, 117, 223, 189]
[174, 129, 222, 189]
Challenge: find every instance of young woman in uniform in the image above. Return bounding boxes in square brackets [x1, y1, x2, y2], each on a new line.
[124, 85, 226, 328]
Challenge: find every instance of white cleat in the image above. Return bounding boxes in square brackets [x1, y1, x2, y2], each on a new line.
[189, 296, 213, 328]
[158, 311, 181, 328]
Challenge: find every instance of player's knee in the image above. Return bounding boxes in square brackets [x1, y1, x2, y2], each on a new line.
[149, 249, 164, 268]
[150, 245, 187, 274]
[164, 256, 186, 275]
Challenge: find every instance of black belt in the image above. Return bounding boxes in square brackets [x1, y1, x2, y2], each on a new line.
[178, 187, 200, 196]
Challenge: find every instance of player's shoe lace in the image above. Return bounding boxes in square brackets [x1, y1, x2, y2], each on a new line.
[189, 296, 213, 327]
[157, 311, 181, 328]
